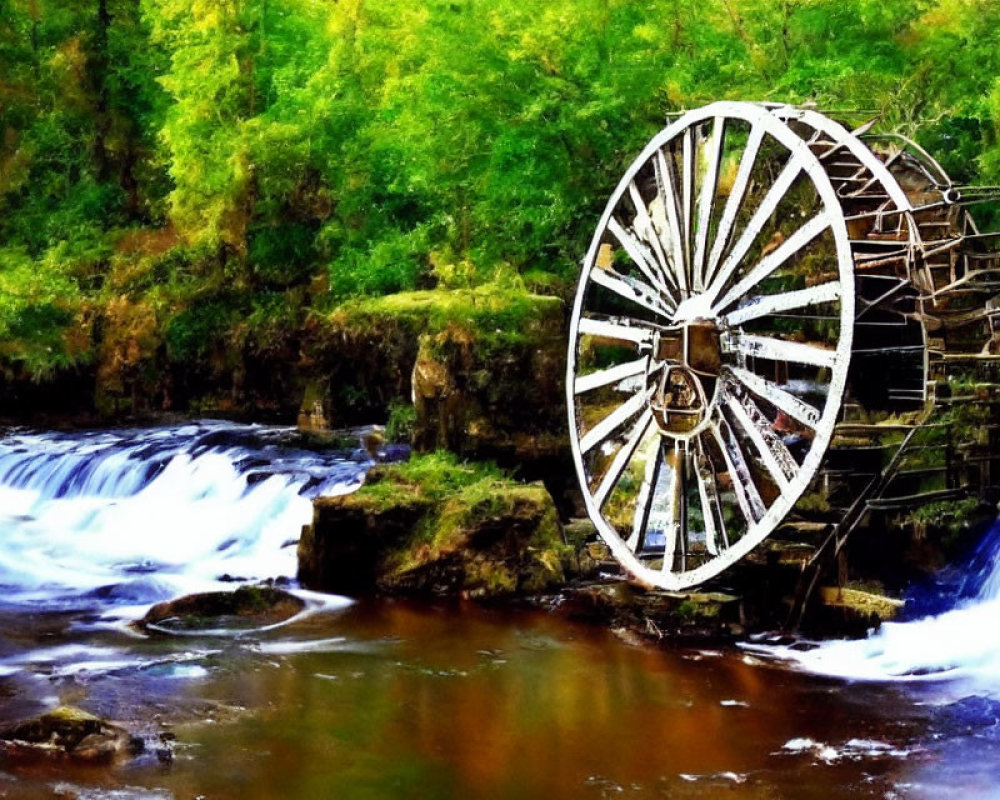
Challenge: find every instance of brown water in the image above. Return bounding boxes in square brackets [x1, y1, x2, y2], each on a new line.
[0, 599, 965, 800]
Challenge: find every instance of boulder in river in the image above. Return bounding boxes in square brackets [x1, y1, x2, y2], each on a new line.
[298, 453, 575, 599]
[139, 585, 305, 632]
[0, 706, 143, 764]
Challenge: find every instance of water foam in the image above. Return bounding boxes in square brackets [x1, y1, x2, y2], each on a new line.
[752, 517, 1000, 687]
[0, 422, 366, 614]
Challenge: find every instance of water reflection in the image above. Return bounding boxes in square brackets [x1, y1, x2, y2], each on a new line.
[0, 424, 981, 798]
[76, 601, 921, 800]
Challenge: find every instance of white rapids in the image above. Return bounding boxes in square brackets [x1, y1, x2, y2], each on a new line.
[749, 518, 1000, 688]
[0, 422, 368, 616]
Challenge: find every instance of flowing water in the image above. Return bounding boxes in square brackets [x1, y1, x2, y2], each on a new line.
[749, 521, 1000, 686]
[0, 423, 998, 799]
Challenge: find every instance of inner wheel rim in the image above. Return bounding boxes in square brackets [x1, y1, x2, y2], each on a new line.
[566, 101, 855, 589]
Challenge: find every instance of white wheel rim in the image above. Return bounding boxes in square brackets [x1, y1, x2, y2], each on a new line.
[567, 101, 856, 589]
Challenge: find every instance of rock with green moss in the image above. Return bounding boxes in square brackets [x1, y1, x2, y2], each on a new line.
[298, 453, 574, 599]
[812, 585, 905, 637]
[0, 706, 143, 764]
[299, 483, 435, 595]
[139, 585, 305, 632]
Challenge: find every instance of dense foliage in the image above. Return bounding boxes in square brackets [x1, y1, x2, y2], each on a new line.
[1, 0, 1000, 384]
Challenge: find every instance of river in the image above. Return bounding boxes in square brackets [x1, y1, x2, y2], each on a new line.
[0, 423, 997, 799]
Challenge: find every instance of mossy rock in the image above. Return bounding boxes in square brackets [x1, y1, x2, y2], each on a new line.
[298, 452, 573, 599]
[0, 706, 142, 764]
[298, 285, 575, 514]
[410, 308, 567, 459]
[139, 585, 305, 632]
[382, 482, 570, 598]
[816, 586, 904, 633]
[299, 487, 435, 594]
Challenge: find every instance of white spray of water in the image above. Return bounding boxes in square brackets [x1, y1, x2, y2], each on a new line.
[752, 518, 1000, 687]
[0, 422, 367, 614]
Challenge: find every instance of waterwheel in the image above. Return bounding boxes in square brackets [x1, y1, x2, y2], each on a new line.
[567, 100, 1000, 591]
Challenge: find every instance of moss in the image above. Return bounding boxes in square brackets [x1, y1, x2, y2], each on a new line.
[385, 399, 416, 443]
[674, 600, 699, 621]
[562, 518, 598, 549]
[818, 586, 904, 622]
[520, 268, 572, 297]
[231, 585, 278, 613]
[464, 558, 519, 595]
[332, 479, 429, 517]
[795, 491, 831, 513]
[357, 451, 506, 512]
[386, 478, 569, 576]
[43, 706, 102, 727]
[303, 452, 572, 598]
[327, 283, 563, 348]
[905, 497, 981, 537]
[669, 596, 728, 622]
[139, 585, 305, 631]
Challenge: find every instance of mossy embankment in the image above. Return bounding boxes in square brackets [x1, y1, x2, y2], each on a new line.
[300, 282, 577, 508]
[0, 280, 570, 448]
[303, 283, 566, 434]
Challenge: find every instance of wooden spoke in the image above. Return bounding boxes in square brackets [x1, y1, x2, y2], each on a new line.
[710, 417, 764, 524]
[661, 443, 685, 572]
[588, 264, 676, 317]
[711, 213, 832, 314]
[626, 439, 664, 551]
[692, 117, 725, 292]
[653, 149, 688, 296]
[741, 392, 799, 478]
[723, 390, 796, 492]
[628, 180, 678, 294]
[734, 334, 838, 368]
[682, 127, 695, 284]
[704, 123, 765, 288]
[722, 281, 841, 327]
[593, 409, 655, 507]
[705, 152, 806, 304]
[607, 217, 675, 298]
[694, 438, 727, 555]
[577, 316, 659, 345]
[579, 386, 653, 455]
[575, 356, 650, 395]
[726, 366, 821, 428]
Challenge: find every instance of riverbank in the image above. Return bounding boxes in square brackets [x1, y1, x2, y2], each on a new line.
[4, 276, 993, 640]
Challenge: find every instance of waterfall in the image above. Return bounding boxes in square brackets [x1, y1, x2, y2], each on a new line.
[753, 517, 1000, 686]
[0, 422, 367, 616]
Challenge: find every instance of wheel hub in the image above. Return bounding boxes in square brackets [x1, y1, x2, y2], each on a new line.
[647, 318, 721, 437]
